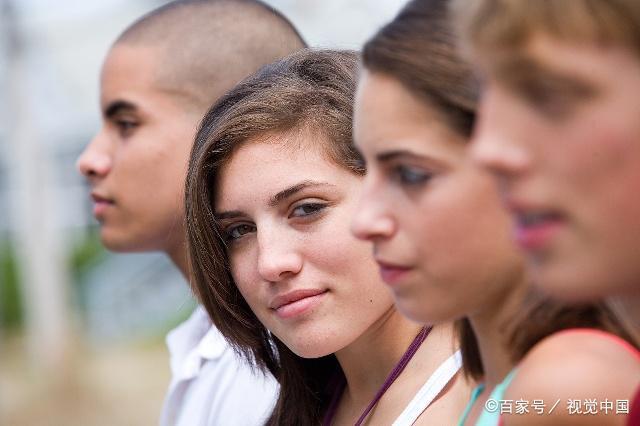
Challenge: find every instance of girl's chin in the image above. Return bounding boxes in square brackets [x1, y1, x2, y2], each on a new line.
[289, 345, 336, 359]
[276, 334, 341, 359]
[394, 296, 446, 325]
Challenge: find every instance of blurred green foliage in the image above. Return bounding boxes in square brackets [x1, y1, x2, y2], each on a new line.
[0, 239, 22, 329]
[69, 228, 108, 293]
[0, 229, 108, 331]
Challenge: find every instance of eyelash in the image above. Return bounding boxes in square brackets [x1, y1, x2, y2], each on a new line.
[289, 202, 327, 218]
[114, 118, 139, 137]
[223, 202, 328, 243]
[392, 164, 432, 186]
[224, 223, 256, 242]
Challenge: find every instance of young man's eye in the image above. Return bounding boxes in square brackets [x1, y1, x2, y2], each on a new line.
[289, 203, 327, 218]
[114, 118, 139, 137]
[393, 165, 432, 186]
[225, 223, 256, 241]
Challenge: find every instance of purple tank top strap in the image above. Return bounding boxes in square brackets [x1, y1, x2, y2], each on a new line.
[322, 326, 432, 426]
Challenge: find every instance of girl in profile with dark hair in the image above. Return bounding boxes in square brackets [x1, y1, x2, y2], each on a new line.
[185, 49, 470, 425]
[350, 0, 639, 425]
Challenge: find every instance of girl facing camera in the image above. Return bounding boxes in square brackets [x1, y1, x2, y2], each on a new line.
[184, 49, 469, 425]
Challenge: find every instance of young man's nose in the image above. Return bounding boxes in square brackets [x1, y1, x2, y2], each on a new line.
[77, 131, 113, 179]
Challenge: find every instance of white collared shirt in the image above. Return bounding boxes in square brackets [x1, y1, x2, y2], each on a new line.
[160, 306, 279, 426]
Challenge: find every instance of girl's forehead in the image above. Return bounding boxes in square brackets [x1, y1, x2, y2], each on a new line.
[215, 139, 352, 207]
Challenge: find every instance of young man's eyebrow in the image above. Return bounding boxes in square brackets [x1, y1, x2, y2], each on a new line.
[268, 180, 334, 207]
[104, 99, 137, 119]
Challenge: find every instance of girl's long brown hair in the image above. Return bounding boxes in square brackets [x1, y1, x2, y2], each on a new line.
[362, 0, 638, 381]
[185, 49, 363, 425]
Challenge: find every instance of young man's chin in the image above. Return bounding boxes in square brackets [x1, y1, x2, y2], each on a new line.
[99, 229, 149, 254]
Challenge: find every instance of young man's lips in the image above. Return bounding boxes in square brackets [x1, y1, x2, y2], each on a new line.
[376, 260, 412, 287]
[269, 289, 328, 319]
[91, 193, 115, 217]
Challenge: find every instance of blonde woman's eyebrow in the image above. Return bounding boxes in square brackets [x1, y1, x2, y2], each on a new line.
[495, 56, 596, 98]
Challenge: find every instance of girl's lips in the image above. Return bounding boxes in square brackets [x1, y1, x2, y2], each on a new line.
[270, 289, 328, 320]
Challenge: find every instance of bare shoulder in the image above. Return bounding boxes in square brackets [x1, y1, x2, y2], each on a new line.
[503, 329, 640, 425]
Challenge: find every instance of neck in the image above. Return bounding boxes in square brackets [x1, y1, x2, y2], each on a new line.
[334, 308, 423, 409]
[469, 276, 529, 387]
[607, 294, 640, 346]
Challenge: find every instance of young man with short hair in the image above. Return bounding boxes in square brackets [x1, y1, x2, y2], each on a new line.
[77, 1, 306, 424]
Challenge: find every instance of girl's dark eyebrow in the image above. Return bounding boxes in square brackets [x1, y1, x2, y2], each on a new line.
[215, 210, 245, 220]
[215, 181, 335, 219]
[268, 180, 334, 207]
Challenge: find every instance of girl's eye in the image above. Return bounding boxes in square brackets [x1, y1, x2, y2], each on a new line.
[225, 223, 256, 241]
[290, 203, 327, 218]
[394, 165, 432, 185]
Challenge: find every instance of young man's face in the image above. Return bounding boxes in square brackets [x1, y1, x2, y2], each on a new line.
[77, 44, 197, 255]
[471, 34, 640, 301]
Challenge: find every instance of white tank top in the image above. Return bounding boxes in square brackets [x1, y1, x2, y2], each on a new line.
[392, 350, 463, 426]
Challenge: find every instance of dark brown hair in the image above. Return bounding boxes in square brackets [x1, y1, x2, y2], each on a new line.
[363, 0, 478, 138]
[185, 49, 361, 425]
[361, 0, 638, 381]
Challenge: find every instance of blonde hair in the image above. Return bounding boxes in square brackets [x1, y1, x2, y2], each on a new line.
[454, 0, 640, 57]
